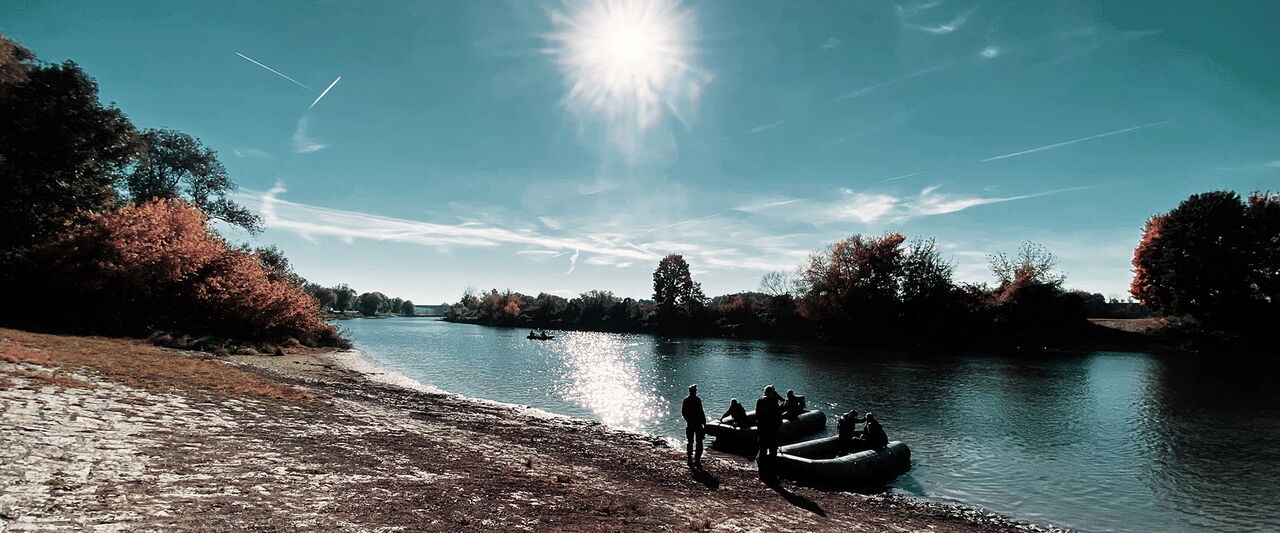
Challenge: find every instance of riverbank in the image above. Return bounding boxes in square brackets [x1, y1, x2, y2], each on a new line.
[1, 327, 1058, 531]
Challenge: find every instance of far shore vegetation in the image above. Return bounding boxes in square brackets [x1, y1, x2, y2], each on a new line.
[447, 191, 1278, 355]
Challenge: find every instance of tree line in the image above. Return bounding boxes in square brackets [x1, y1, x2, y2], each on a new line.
[448, 188, 1276, 354]
[0, 34, 344, 352]
[302, 284, 417, 317]
[447, 239, 1098, 350]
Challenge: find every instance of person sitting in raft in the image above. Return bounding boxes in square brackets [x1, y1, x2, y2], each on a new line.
[837, 410, 865, 453]
[782, 389, 805, 420]
[850, 412, 889, 452]
[721, 398, 750, 427]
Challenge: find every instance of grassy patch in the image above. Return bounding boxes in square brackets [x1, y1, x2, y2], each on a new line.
[0, 328, 315, 403]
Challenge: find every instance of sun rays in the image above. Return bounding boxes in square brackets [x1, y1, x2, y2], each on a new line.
[545, 0, 708, 162]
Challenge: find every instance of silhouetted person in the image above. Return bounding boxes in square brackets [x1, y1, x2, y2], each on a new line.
[837, 410, 866, 454]
[682, 384, 706, 466]
[721, 398, 749, 427]
[756, 385, 783, 482]
[783, 389, 805, 420]
[852, 412, 889, 451]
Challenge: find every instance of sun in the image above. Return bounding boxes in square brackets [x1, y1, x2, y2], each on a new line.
[546, 0, 705, 159]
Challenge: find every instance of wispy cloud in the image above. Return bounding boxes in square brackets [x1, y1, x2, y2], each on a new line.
[307, 76, 342, 111]
[232, 147, 271, 159]
[982, 120, 1174, 162]
[895, 4, 972, 35]
[538, 216, 563, 230]
[733, 198, 801, 213]
[979, 46, 1000, 59]
[871, 171, 924, 184]
[747, 117, 794, 134]
[823, 109, 915, 149]
[1215, 160, 1280, 171]
[742, 184, 1097, 225]
[245, 184, 660, 273]
[292, 115, 328, 153]
[830, 63, 952, 101]
[566, 249, 580, 274]
[235, 52, 314, 91]
[819, 37, 842, 50]
[905, 12, 971, 34]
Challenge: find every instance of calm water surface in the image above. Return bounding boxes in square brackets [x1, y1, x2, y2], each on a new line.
[340, 318, 1280, 532]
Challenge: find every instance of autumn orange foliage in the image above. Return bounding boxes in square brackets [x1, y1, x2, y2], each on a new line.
[38, 199, 336, 344]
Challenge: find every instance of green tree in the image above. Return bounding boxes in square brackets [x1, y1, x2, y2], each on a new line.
[357, 292, 387, 316]
[1131, 190, 1278, 326]
[988, 241, 1065, 288]
[652, 254, 704, 310]
[0, 35, 141, 258]
[399, 300, 415, 316]
[304, 283, 337, 311]
[125, 128, 262, 233]
[248, 245, 302, 286]
[333, 284, 357, 312]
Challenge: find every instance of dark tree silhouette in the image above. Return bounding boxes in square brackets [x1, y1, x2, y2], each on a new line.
[0, 35, 141, 258]
[1131, 190, 1278, 327]
[652, 254, 705, 310]
[125, 128, 262, 233]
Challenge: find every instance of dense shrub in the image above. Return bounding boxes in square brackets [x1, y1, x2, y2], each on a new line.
[33, 199, 340, 345]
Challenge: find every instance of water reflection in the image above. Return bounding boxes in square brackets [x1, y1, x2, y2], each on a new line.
[339, 319, 1280, 532]
[545, 332, 666, 430]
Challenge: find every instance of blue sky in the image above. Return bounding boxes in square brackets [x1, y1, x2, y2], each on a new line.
[4, 0, 1277, 303]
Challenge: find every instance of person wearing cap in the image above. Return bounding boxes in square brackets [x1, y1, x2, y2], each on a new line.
[681, 384, 707, 466]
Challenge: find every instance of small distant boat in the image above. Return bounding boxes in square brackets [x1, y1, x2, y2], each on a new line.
[776, 436, 911, 487]
[526, 333, 555, 340]
[704, 409, 826, 451]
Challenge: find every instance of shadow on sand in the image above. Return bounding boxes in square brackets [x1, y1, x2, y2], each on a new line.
[770, 483, 826, 516]
[688, 464, 720, 489]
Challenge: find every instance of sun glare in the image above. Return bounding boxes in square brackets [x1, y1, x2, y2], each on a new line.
[547, 0, 705, 159]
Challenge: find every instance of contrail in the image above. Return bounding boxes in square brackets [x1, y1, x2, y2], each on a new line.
[872, 171, 924, 184]
[982, 120, 1175, 162]
[307, 76, 342, 111]
[235, 52, 314, 92]
[830, 62, 953, 102]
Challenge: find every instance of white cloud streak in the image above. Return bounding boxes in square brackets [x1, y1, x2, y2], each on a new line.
[871, 171, 924, 184]
[246, 184, 660, 272]
[748, 117, 794, 134]
[744, 184, 1098, 225]
[235, 52, 314, 92]
[307, 76, 342, 111]
[982, 120, 1174, 162]
[830, 63, 952, 101]
[232, 147, 271, 159]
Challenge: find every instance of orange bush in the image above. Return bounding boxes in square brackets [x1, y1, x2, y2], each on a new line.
[39, 199, 335, 344]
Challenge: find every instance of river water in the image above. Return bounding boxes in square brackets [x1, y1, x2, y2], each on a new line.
[339, 318, 1279, 532]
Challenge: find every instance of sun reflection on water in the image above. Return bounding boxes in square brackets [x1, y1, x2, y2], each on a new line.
[544, 332, 666, 431]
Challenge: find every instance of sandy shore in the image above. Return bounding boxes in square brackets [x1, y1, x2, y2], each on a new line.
[1, 328, 1059, 531]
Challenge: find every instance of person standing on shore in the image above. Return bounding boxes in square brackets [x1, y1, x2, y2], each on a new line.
[681, 384, 706, 467]
[755, 385, 783, 483]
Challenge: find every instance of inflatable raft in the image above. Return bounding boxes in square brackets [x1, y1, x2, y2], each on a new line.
[704, 409, 827, 450]
[776, 436, 911, 486]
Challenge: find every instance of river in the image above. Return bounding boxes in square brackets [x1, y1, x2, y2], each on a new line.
[339, 317, 1279, 532]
